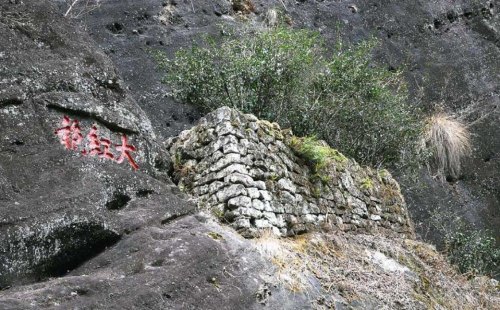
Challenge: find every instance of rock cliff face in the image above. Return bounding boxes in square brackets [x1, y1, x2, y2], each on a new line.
[168, 107, 414, 238]
[0, 2, 307, 308]
[0, 1, 499, 309]
[76, 0, 500, 245]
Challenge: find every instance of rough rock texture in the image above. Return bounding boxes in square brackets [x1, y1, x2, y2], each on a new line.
[168, 107, 414, 238]
[0, 0, 185, 288]
[0, 1, 499, 309]
[75, 0, 500, 246]
[252, 231, 500, 309]
[0, 215, 312, 310]
[0, 2, 329, 309]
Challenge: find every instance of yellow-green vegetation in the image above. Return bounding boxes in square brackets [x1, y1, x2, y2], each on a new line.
[211, 206, 225, 220]
[266, 172, 279, 182]
[378, 168, 390, 179]
[311, 186, 322, 198]
[207, 232, 224, 240]
[360, 177, 374, 190]
[288, 135, 347, 182]
[157, 27, 426, 169]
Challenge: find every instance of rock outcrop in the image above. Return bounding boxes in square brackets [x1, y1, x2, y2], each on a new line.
[168, 107, 414, 238]
[0, 3, 317, 309]
[0, 0, 184, 288]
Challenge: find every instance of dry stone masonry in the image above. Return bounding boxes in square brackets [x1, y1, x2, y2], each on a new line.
[167, 107, 414, 238]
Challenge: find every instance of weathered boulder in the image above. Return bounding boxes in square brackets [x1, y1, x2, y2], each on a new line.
[0, 0, 185, 288]
[0, 215, 312, 310]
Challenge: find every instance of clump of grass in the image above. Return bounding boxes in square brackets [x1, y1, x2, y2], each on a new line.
[253, 229, 310, 293]
[171, 151, 196, 190]
[289, 135, 347, 181]
[425, 113, 471, 180]
[264, 8, 278, 27]
[360, 177, 374, 190]
[207, 232, 224, 240]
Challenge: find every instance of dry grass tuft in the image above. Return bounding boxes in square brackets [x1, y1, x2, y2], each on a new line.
[253, 230, 311, 293]
[253, 231, 500, 309]
[264, 8, 278, 28]
[425, 113, 471, 180]
[157, 3, 176, 25]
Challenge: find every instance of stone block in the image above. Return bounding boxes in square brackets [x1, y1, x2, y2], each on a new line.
[252, 199, 265, 211]
[277, 178, 296, 193]
[227, 195, 252, 209]
[217, 185, 247, 203]
[259, 190, 272, 201]
[238, 207, 262, 218]
[247, 188, 260, 199]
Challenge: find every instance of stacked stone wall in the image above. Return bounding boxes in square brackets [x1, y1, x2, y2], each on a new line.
[167, 107, 414, 238]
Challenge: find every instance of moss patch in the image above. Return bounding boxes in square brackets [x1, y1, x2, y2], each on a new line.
[360, 177, 374, 190]
[288, 135, 348, 182]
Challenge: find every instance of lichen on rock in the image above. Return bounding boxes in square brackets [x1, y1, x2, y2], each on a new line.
[168, 107, 415, 238]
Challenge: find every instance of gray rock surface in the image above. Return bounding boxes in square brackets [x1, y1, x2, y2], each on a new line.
[0, 0, 185, 288]
[0, 215, 310, 310]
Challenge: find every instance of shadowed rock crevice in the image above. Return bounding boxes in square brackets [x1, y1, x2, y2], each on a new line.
[136, 189, 154, 197]
[106, 192, 132, 210]
[0, 98, 23, 108]
[32, 223, 121, 278]
[46, 104, 139, 135]
[0, 222, 120, 288]
[106, 22, 125, 34]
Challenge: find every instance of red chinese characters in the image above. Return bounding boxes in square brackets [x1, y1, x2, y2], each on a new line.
[54, 116, 83, 150]
[82, 125, 102, 156]
[115, 135, 139, 170]
[55, 116, 139, 170]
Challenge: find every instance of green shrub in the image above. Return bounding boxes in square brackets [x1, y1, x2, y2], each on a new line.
[158, 27, 425, 168]
[429, 206, 500, 278]
[445, 229, 500, 278]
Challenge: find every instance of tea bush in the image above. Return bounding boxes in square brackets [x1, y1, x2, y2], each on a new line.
[429, 205, 500, 278]
[445, 229, 500, 278]
[157, 28, 425, 168]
